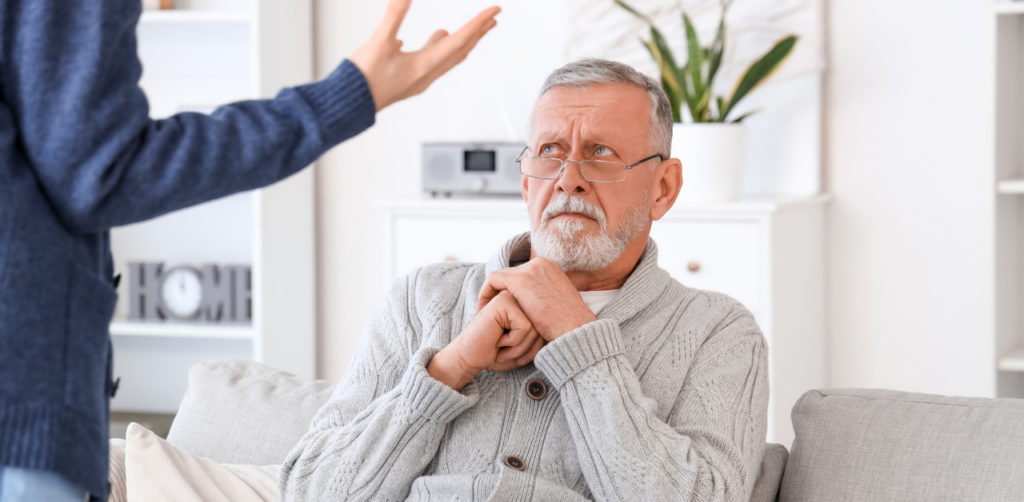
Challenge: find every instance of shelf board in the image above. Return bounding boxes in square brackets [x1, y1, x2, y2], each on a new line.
[110, 321, 254, 340]
[999, 345, 1024, 371]
[997, 179, 1024, 193]
[996, 2, 1024, 14]
[140, 10, 251, 24]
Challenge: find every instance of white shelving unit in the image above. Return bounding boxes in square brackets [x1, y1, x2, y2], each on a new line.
[993, 2, 1024, 397]
[140, 10, 252, 23]
[997, 2, 1024, 15]
[109, 0, 316, 414]
[110, 321, 255, 340]
[998, 179, 1024, 193]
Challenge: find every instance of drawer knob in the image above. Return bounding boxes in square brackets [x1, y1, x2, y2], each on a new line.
[444, 255, 458, 262]
[687, 262, 701, 273]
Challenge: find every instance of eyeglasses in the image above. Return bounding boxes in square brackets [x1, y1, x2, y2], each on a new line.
[515, 147, 663, 183]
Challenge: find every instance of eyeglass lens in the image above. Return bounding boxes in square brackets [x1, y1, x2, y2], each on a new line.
[519, 158, 626, 182]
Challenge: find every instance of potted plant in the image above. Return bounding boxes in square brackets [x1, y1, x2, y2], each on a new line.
[616, 0, 797, 201]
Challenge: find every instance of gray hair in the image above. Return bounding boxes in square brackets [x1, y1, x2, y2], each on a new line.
[535, 58, 673, 159]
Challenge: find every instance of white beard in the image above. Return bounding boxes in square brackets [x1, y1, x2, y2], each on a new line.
[530, 194, 649, 272]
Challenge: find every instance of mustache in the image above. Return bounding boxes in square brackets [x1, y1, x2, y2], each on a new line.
[540, 196, 607, 230]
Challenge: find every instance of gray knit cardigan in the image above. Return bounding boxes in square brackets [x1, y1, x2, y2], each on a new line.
[279, 233, 769, 501]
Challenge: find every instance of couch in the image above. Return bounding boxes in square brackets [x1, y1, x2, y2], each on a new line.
[108, 360, 1024, 501]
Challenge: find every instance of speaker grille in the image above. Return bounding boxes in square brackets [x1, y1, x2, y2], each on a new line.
[427, 154, 456, 182]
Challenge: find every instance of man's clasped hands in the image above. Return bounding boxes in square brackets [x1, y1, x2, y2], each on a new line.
[426, 258, 599, 391]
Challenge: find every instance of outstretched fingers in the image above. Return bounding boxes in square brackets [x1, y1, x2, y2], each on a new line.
[376, 0, 413, 41]
[420, 7, 499, 68]
[424, 29, 449, 49]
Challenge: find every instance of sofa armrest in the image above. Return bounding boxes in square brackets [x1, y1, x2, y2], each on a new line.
[750, 443, 788, 502]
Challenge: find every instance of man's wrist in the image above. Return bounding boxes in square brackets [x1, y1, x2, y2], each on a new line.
[546, 312, 598, 341]
[427, 347, 478, 391]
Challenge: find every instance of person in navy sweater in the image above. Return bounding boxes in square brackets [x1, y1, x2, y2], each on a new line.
[0, 0, 499, 499]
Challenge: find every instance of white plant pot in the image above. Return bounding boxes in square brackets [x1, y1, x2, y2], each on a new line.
[671, 123, 747, 202]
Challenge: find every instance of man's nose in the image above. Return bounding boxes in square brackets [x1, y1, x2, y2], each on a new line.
[555, 160, 590, 195]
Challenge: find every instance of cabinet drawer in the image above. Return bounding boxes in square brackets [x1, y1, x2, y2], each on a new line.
[649, 221, 764, 316]
[391, 216, 531, 280]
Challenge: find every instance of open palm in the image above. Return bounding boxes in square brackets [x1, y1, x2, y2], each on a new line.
[350, 0, 501, 111]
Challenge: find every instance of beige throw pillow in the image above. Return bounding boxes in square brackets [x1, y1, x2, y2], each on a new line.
[125, 422, 279, 502]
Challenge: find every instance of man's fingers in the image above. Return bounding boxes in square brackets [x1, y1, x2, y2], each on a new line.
[425, 29, 449, 48]
[497, 328, 539, 362]
[478, 270, 511, 312]
[516, 337, 546, 366]
[376, 0, 413, 40]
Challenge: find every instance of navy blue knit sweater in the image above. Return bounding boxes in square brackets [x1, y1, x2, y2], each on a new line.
[0, 1, 375, 498]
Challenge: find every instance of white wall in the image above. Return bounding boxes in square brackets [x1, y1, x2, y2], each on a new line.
[825, 0, 995, 396]
[312, 0, 824, 380]
[314, 0, 1003, 399]
[311, 0, 572, 380]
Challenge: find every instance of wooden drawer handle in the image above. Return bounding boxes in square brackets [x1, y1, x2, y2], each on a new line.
[687, 262, 701, 273]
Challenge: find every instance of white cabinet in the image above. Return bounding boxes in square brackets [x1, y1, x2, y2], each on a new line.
[108, 0, 315, 414]
[650, 221, 764, 317]
[378, 195, 828, 446]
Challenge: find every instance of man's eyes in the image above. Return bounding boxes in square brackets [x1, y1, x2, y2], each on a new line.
[539, 145, 614, 156]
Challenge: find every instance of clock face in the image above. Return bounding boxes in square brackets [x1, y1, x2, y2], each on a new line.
[160, 267, 203, 319]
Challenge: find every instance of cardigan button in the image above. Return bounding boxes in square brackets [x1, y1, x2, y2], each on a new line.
[526, 379, 547, 400]
[504, 455, 526, 471]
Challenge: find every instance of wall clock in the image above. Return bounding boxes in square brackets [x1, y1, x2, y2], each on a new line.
[159, 266, 204, 320]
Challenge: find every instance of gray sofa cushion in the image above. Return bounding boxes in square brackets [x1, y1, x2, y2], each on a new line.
[780, 389, 1024, 502]
[750, 443, 788, 502]
[166, 360, 336, 465]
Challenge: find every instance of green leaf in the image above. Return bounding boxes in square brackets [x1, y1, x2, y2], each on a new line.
[721, 35, 798, 121]
[678, 62, 693, 122]
[716, 96, 725, 119]
[694, 90, 711, 122]
[614, 0, 652, 23]
[707, 17, 726, 91]
[649, 27, 685, 88]
[642, 40, 683, 122]
[647, 26, 688, 122]
[729, 109, 760, 123]
[679, 63, 700, 121]
[683, 13, 705, 103]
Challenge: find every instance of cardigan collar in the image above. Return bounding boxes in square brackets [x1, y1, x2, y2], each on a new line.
[483, 232, 671, 325]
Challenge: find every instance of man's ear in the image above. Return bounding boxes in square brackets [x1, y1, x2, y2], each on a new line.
[520, 172, 530, 203]
[650, 158, 682, 221]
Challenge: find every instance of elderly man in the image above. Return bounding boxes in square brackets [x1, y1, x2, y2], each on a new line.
[280, 59, 768, 502]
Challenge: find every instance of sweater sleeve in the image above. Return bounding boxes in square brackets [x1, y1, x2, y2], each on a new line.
[0, 0, 375, 234]
[278, 275, 479, 502]
[533, 314, 769, 502]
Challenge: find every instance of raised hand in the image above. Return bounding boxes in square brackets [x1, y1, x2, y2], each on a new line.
[428, 291, 544, 391]
[477, 257, 597, 342]
[350, 0, 501, 111]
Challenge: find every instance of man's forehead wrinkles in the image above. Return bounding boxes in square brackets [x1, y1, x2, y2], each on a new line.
[532, 124, 619, 146]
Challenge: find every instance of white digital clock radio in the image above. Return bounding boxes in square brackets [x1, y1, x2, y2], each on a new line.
[422, 142, 526, 196]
